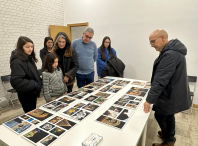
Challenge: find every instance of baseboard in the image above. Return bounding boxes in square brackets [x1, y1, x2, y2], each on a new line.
[193, 104, 198, 108]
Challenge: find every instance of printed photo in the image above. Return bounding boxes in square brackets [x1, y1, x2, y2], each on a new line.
[23, 128, 49, 143]
[116, 109, 134, 122]
[88, 82, 104, 87]
[4, 118, 32, 134]
[43, 101, 62, 110]
[31, 120, 39, 125]
[84, 95, 98, 102]
[84, 85, 95, 89]
[118, 97, 129, 102]
[40, 123, 55, 131]
[109, 106, 123, 113]
[28, 118, 34, 122]
[20, 115, 30, 120]
[116, 81, 130, 86]
[99, 85, 112, 92]
[73, 92, 88, 99]
[126, 104, 137, 109]
[95, 92, 110, 98]
[72, 110, 90, 121]
[68, 91, 80, 97]
[135, 97, 142, 102]
[131, 87, 149, 92]
[56, 119, 76, 130]
[74, 102, 86, 108]
[96, 78, 112, 84]
[131, 81, 145, 86]
[108, 86, 122, 93]
[119, 95, 136, 101]
[49, 116, 63, 124]
[27, 109, 53, 121]
[114, 101, 127, 106]
[96, 115, 125, 130]
[126, 89, 147, 97]
[58, 97, 75, 104]
[49, 127, 65, 137]
[63, 107, 79, 116]
[111, 80, 123, 85]
[40, 135, 57, 146]
[103, 110, 120, 118]
[52, 103, 68, 112]
[129, 101, 139, 105]
[78, 88, 93, 93]
[82, 103, 99, 112]
[93, 97, 107, 104]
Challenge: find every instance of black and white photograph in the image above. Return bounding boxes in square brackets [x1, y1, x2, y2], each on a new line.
[71, 110, 90, 121]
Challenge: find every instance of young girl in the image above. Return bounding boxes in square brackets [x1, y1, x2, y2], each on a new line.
[42, 53, 67, 102]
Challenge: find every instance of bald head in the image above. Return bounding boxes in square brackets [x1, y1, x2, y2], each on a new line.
[149, 29, 169, 52]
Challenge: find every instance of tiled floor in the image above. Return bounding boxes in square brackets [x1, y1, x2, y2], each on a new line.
[0, 83, 197, 146]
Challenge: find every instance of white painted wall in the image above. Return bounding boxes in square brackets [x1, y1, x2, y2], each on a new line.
[64, 0, 198, 104]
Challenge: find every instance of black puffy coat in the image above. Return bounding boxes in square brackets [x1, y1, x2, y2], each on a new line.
[146, 39, 192, 115]
[40, 47, 50, 63]
[10, 53, 42, 96]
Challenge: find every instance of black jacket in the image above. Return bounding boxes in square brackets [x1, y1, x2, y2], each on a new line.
[146, 39, 192, 115]
[40, 47, 50, 63]
[10, 53, 42, 96]
[102, 57, 125, 77]
[56, 47, 79, 86]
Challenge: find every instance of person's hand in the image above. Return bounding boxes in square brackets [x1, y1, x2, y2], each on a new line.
[144, 101, 151, 113]
[63, 76, 69, 83]
[64, 92, 67, 95]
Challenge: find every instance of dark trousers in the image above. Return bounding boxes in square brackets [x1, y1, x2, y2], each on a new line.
[17, 92, 37, 113]
[76, 71, 94, 88]
[154, 112, 175, 142]
[67, 84, 74, 93]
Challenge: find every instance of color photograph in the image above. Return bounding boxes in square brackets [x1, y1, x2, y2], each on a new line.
[31, 120, 39, 125]
[116, 81, 130, 86]
[40, 135, 57, 146]
[49, 116, 63, 124]
[58, 97, 76, 104]
[88, 82, 104, 87]
[27, 109, 53, 121]
[63, 107, 79, 116]
[126, 104, 137, 109]
[131, 81, 146, 86]
[72, 110, 90, 121]
[74, 102, 86, 108]
[82, 103, 99, 112]
[114, 101, 127, 106]
[68, 91, 80, 97]
[84, 95, 98, 102]
[78, 88, 93, 93]
[109, 106, 123, 113]
[49, 127, 65, 137]
[95, 92, 110, 98]
[116, 109, 134, 122]
[99, 85, 112, 92]
[126, 89, 147, 97]
[52, 103, 68, 112]
[20, 115, 30, 120]
[56, 119, 76, 130]
[129, 101, 140, 105]
[103, 110, 120, 118]
[93, 97, 107, 104]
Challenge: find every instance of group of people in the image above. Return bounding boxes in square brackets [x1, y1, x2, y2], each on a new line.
[9, 27, 191, 146]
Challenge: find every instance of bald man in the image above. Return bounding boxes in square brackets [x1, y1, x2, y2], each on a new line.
[144, 29, 192, 146]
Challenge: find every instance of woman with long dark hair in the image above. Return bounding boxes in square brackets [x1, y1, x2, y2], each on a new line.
[54, 32, 79, 93]
[10, 36, 42, 113]
[97, 36, 117, 78]
[40, 37, 54, 63]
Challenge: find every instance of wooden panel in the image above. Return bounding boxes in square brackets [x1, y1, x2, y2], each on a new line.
[193, 104, 198, 108]
[67, 22, 89, 27]
[49, 25, 71, 41]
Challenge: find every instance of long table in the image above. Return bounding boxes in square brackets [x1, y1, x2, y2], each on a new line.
[0, 77, 152, 146]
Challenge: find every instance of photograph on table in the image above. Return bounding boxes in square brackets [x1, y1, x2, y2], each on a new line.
[125, 103, 137, 109]
[57, 97, 76, 104]
[49, 116, 63, 124]
[27, 109, 53, 121]
[84, 85, 95, 89]
[95, 92, 110, 98]
[91, 86, 101, 90]
[116, 109, 134, 122]
[73, 92, 88, 99]
[135, 97, 143, 102]
[23, 128, 49, 144]
[4, 117, 32, 134]
[28, 118, 34, 122]
[116, 80, 130, 87]
[99, 85, 112, 92]
[52, 103, 68, 112]
[63, 107, 80, 116]
[119, 95, 136, 101]
[95, 78, 113, 84]
[42, 101, 63, 110]
[109, 106, 123, 113]
[74, 102, 86, 109]
[126, 87, 148, 97]
[40, 135, 57, 146]
[131, 81, 146, 86]
[71, 110, 90, 121]
[56, 119, 77, 130]
[40, 123, 55, 131]
[84, 95, 98, 102]
[49, 127, 65, 137]
[129, 101, 140, 105]
[108, 86, 122, 93]
[103, 109, 121, 118]
[31, 120, 40, 125]
[131, 87, 149, 92]
[88, 82, 105, 87]
[20, 115, 30, 120]
[93, 97, 107, 105]
[114, 101, 127, 107]
[82, 103, 99, 112]
[68, 91, 81, 97]
[96, 115, 125, 130]
[144, 82, 151, 89]
[78, 88, 93, 93]
[111, 80, 123, 86]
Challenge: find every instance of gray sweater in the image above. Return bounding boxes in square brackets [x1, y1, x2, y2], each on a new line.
[42, 68, 67, 102]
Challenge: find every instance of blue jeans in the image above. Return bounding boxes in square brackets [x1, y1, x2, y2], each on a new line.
[154, 112, 175, 142]
[76, 71, 94, 88]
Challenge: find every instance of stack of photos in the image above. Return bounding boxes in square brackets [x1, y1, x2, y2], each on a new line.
[27, 109, 53, 122]
[22, 116, 77, 146]
[62, 102, 98, 121]
[42, 101, 68, 112]
[126, 87, 149, 97]
[96, 105, 134, 130]
[116, 80, 130, 87]
[78, 88, 93, 93]
[57, 96, 76, 104]
[144, 81, 151, 89]
[108, 86, 122, 93]
[114, 95, 143, 110]
[131, 81, 146, 86]
[3, 117, 33, 134]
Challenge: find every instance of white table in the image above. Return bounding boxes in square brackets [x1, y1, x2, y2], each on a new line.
[0, 77, 152, 146]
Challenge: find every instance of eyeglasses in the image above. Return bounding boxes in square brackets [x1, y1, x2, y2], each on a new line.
[85, 35, 93, 39]
[150, 36, 161, 45]
[104, 41, 110, 44]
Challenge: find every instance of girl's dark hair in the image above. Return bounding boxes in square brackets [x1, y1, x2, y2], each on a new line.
[44, 37, 53, 49]
[15, 36, 38, 62]
[42, 53, 60, 73]
[100, 36, 116, 61]
[54, 32, 71, 52]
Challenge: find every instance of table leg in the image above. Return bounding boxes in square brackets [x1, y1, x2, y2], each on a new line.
[137, 122, 147, 146]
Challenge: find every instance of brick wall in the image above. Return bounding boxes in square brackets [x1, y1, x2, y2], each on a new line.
[0, 0, 64, 98]
[71, 26, 86, 42]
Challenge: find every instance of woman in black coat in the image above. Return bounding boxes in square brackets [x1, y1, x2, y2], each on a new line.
[54, 32, 79, 93]
[40, 37, 54, 63]
[10, 36, 42, 113]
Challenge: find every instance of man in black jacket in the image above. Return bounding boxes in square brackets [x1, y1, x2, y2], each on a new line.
[144, 29, 191, 146]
